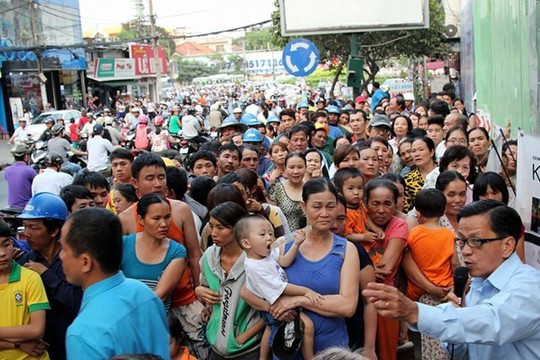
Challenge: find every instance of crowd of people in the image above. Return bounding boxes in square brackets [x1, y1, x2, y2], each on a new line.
[1, 80, 538, 360]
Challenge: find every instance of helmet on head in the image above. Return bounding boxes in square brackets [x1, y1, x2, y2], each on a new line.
[11, 143, 30, 157]
[297, 101, 309, 109]
[266, 115, 280, 124]
[186, 107, 197, 115]
[104, 116, 114, 125]
[18, 192, 68, 221]
[242, 128, 263, 143]
[52, 124, 65, 135]
[219, 117, 247, 133]
[138, 114, 149, 124]
[326, 105, 340, 114]
[44, 117, 55, 124]
[240, 113, 259, 127]
[153, 116, 164, 126]
[43, 152, 64, 167]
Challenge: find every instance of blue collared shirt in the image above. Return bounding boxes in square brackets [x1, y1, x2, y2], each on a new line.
[66, 271, 170, 360]
[412, 252, 540, 360]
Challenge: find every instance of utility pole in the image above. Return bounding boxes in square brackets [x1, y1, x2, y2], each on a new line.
[347, 33, 362, 100]
[148, 0, 162, 101]
[29, 0, 49, 111]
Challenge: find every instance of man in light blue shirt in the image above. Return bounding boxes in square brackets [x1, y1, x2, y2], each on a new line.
[60, 208, 170, 360]
[363, 200, 540, 360]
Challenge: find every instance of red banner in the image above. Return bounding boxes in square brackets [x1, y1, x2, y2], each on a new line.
[129, 44, 168, 76]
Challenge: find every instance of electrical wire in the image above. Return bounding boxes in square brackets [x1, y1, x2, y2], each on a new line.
[0, 19, 272, 52]
[0, 2, 30, 15]
[9, 7, 78, 40]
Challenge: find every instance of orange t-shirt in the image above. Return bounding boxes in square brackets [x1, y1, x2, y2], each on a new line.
[134, 202, 197, 307]
[344, 204, 367, 237]
[406, 225, 455, 300]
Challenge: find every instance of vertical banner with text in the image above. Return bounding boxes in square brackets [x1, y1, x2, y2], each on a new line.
[129, 44, 168, 76]
[516, 132, 540, 270]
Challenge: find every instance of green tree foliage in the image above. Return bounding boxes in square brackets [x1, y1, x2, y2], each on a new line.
[233, 27, 280, 51]
[173, 56, 218, 84]
[228, 54, 245, 73]
[271, 0, 448, 96]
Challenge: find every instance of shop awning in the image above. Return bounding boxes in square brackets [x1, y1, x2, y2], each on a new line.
[86, 76, 142, 87]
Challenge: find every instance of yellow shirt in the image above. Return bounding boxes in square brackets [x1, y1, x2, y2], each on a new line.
[0, 260, 50, 360]
[106, 188, 118, 215]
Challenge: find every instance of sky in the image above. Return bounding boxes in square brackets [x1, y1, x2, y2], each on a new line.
[79, 0, 276, 36]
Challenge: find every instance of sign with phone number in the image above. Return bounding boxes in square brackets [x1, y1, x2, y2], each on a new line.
[244, 51, 287, 75]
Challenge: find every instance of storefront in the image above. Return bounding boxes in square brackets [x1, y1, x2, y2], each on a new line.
[0, 47, 86, 133]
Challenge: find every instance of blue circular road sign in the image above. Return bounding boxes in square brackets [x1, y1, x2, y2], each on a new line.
[282, 38, 320, 77]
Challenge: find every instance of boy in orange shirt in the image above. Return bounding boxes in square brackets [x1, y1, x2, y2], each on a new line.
[406, 188, 460, 359]
[406, 188, 459, 300]
[334, 168, 381, 249]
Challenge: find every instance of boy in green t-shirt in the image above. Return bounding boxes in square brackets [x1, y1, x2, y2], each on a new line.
[0, 221, 50, 359]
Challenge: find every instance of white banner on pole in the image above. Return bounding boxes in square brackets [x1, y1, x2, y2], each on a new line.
[515, 132, 540, 270]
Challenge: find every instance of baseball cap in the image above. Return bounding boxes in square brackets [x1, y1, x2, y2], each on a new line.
[369, 114, 392, 129]
[355, 95, 367, 103]
[233, 107, 242, 114]
[93, 124, 104, 134]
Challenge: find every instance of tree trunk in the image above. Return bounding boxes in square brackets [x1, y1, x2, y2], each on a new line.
[361, 57, 380, 94]
[329, 58, 346, 99]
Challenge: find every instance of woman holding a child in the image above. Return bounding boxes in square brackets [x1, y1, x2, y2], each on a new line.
[258, 178, 361, 357]
[195, 202, 263, 360]
[363, 179, 409, 360]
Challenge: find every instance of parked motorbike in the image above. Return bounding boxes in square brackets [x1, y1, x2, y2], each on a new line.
[121, 128, 136, 150]
[76, 133, 88, 152]
[29, 140, 48, 173]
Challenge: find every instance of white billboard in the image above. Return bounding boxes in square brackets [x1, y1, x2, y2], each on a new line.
[280, 0, 429, 36]
[244, 51, 287, 75]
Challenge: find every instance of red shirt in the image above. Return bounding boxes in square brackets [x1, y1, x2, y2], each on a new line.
[78, 116, 88, 129]
[69, 123, 79, 141]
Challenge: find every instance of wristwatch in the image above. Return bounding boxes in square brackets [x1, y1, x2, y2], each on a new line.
[14, 342, 21, 349]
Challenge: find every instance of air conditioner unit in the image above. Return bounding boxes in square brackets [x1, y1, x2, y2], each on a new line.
[443, 0, 461, 39]
[445, 24, 460, 39]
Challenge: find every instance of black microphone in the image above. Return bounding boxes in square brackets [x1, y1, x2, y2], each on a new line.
[453, 266, 469, 306]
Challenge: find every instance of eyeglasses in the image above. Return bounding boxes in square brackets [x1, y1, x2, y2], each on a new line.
[454, 236, 507, 249]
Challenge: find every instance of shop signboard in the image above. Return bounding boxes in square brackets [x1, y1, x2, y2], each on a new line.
[129, 44, 168, 76]
[95, 58, 115, 78]
[94, 58, 136, 79]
